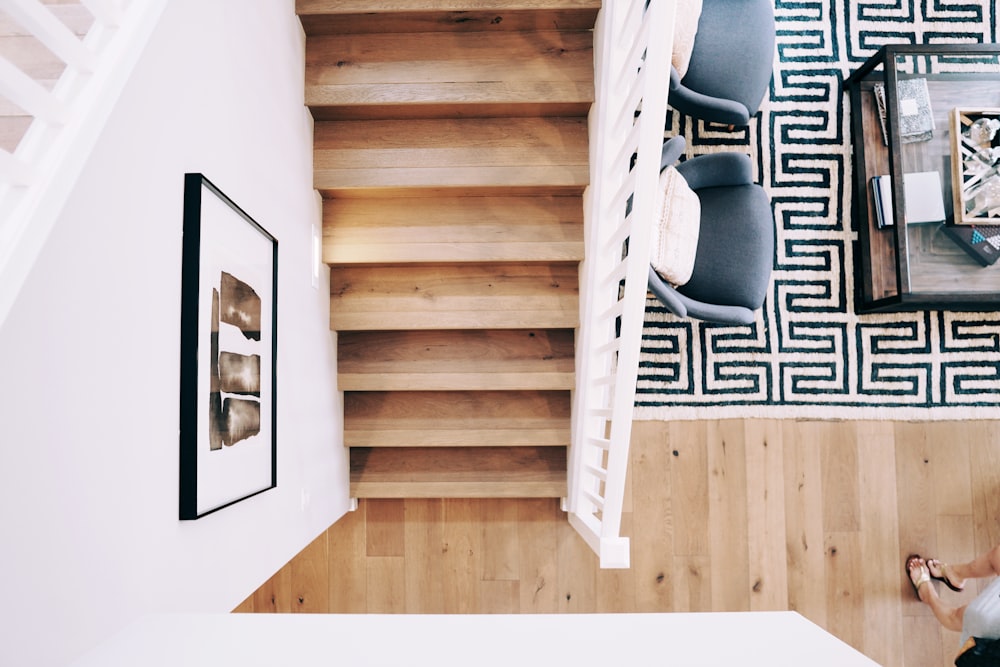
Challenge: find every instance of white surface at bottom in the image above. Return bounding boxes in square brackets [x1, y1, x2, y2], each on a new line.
[72, 611, 881, 666]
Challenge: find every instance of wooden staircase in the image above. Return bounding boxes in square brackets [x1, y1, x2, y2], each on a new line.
[296, 0, 598, 499]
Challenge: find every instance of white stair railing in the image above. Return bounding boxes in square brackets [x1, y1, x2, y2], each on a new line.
[568, 0, 675, 568]
[0, 0, 166, 326]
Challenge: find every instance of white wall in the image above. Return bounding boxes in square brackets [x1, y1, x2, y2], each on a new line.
[0, 2, 349, 665]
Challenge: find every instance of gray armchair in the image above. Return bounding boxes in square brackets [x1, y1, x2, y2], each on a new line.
[648, 136, 774, 325]
[669, 0, 776, 127]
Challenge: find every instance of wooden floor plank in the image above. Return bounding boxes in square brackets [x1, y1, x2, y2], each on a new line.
[707, 420, 749, 612]
[290, 532, 330, 613]
[366, 556, 406, 613]
[668, 420, 709, 557]
[442, 499, 483, 613]
[403, 499, 446, 613]
[250, 567, 292, 613]
[516, 498, 561, 612]
[327, 501, 367, 613]
[365, 499, 405, 557]
[744, 419, 788, 611]
[782, 422, 827, 627]
[824, 531, 864, 653]
[855, 421, 904, 667]
[628, 420, 674, 612]
[481, 499, 520, 582]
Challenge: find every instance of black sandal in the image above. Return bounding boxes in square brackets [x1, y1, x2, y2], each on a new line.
[927, 558, 965, 592]
[906, 554, 931, 600]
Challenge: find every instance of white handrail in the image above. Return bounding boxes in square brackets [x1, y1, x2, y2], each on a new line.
[5, 0, 98, 71]
[568, 0, 676, 569]
[0, 0, 167, 327]
[0, 57, 70, 124]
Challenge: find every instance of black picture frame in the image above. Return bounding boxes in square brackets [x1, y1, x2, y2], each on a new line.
[179, 173, 277, 520]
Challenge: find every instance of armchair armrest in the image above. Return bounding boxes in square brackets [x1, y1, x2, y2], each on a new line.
[648, 266, 757, 325]
[669, 67, 752, 127]
[659, 135, 687, 173]
[675, 152, 754, 190]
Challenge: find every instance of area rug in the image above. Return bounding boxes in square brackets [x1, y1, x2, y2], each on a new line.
[635, 0, 1000, 421]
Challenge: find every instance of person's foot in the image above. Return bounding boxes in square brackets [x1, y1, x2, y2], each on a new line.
[906, 554, 932, 602]
[927, 558, 966, 592]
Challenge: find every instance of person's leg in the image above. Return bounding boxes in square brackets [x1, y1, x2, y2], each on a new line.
[928, 543, 1000, 591]
[908, 556, 966, 632]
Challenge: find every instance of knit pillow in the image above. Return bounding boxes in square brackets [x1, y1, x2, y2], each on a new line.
[651, 166, 701, 287]
[672, 0, 703, 78]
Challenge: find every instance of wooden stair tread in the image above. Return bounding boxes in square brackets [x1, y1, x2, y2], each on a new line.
[330, 262, 578, 330]
[338, 329, 575, 391]
[305, 30, 593, 118]
[296, 1, 599, 34]
[344, 390, 571, 447]
[313, 117, 589, 193]
[349, 446, 567, 498]
[323, 196, 583, 263]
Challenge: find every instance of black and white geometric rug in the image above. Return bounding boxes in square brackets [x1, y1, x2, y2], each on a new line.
[635, 0, 1000, 420]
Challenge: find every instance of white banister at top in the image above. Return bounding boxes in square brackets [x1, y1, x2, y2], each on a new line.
[0, 0, 167, 327]
[5, 0, 98, 72]
[568, 0, 676, 568]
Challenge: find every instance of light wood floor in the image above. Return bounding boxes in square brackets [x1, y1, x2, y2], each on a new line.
[235, 419, 1000, 667]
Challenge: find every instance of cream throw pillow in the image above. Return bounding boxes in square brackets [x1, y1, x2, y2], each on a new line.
[672, 0, 703, 78]
[651, 166, 701, 287]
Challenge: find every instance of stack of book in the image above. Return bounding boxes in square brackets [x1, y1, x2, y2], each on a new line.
[870, 170, 947, 229]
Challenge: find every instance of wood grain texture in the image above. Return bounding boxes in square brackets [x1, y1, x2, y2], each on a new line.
[344, 390, 571, 448]
[296, 0, 601, 35]
[337, 329, 575, 391]
[238, 419, 999, 667]
[305, 29, 593, 117]
[350, 446, 567, 498]
[329, 262, 579, 331]
[323, 195, 583, 264]
[313, 117, 589, 193]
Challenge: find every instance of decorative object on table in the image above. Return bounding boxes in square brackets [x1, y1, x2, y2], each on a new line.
[872, 82, 889, 145]
[179, 173, 278, 520]
[951, 108, 1000, 225]
[894, 77, 934, 143]
[869, 171, 947, 228]
[943, 223, 1000, 267]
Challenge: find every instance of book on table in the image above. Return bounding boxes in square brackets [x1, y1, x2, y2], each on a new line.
[870, 170, 947, 228]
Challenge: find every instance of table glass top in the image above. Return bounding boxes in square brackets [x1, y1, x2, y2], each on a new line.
[885, 50, 1000, 295]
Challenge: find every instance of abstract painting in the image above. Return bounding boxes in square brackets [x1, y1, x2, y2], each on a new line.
[179, 173, 277, 520]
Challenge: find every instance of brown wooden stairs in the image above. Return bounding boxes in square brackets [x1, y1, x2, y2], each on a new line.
[296, 0, 597, 499]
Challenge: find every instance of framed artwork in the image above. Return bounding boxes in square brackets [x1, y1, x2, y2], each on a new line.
[179, 173, 277, 520]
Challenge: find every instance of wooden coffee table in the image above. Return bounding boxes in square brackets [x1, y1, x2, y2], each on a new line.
[844, 44, 1000, 313]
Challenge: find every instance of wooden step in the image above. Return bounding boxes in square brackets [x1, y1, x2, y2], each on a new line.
[338, 329, 575, 391]
[323, 196, 583, 264]
[350, 446, 567, 498]
[330, 262, 578, 330]
[305, 30, 593, 120]
[313, 117, 589, 195]
[296, 0, 600, 35]
[344, 390, 571, 447]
